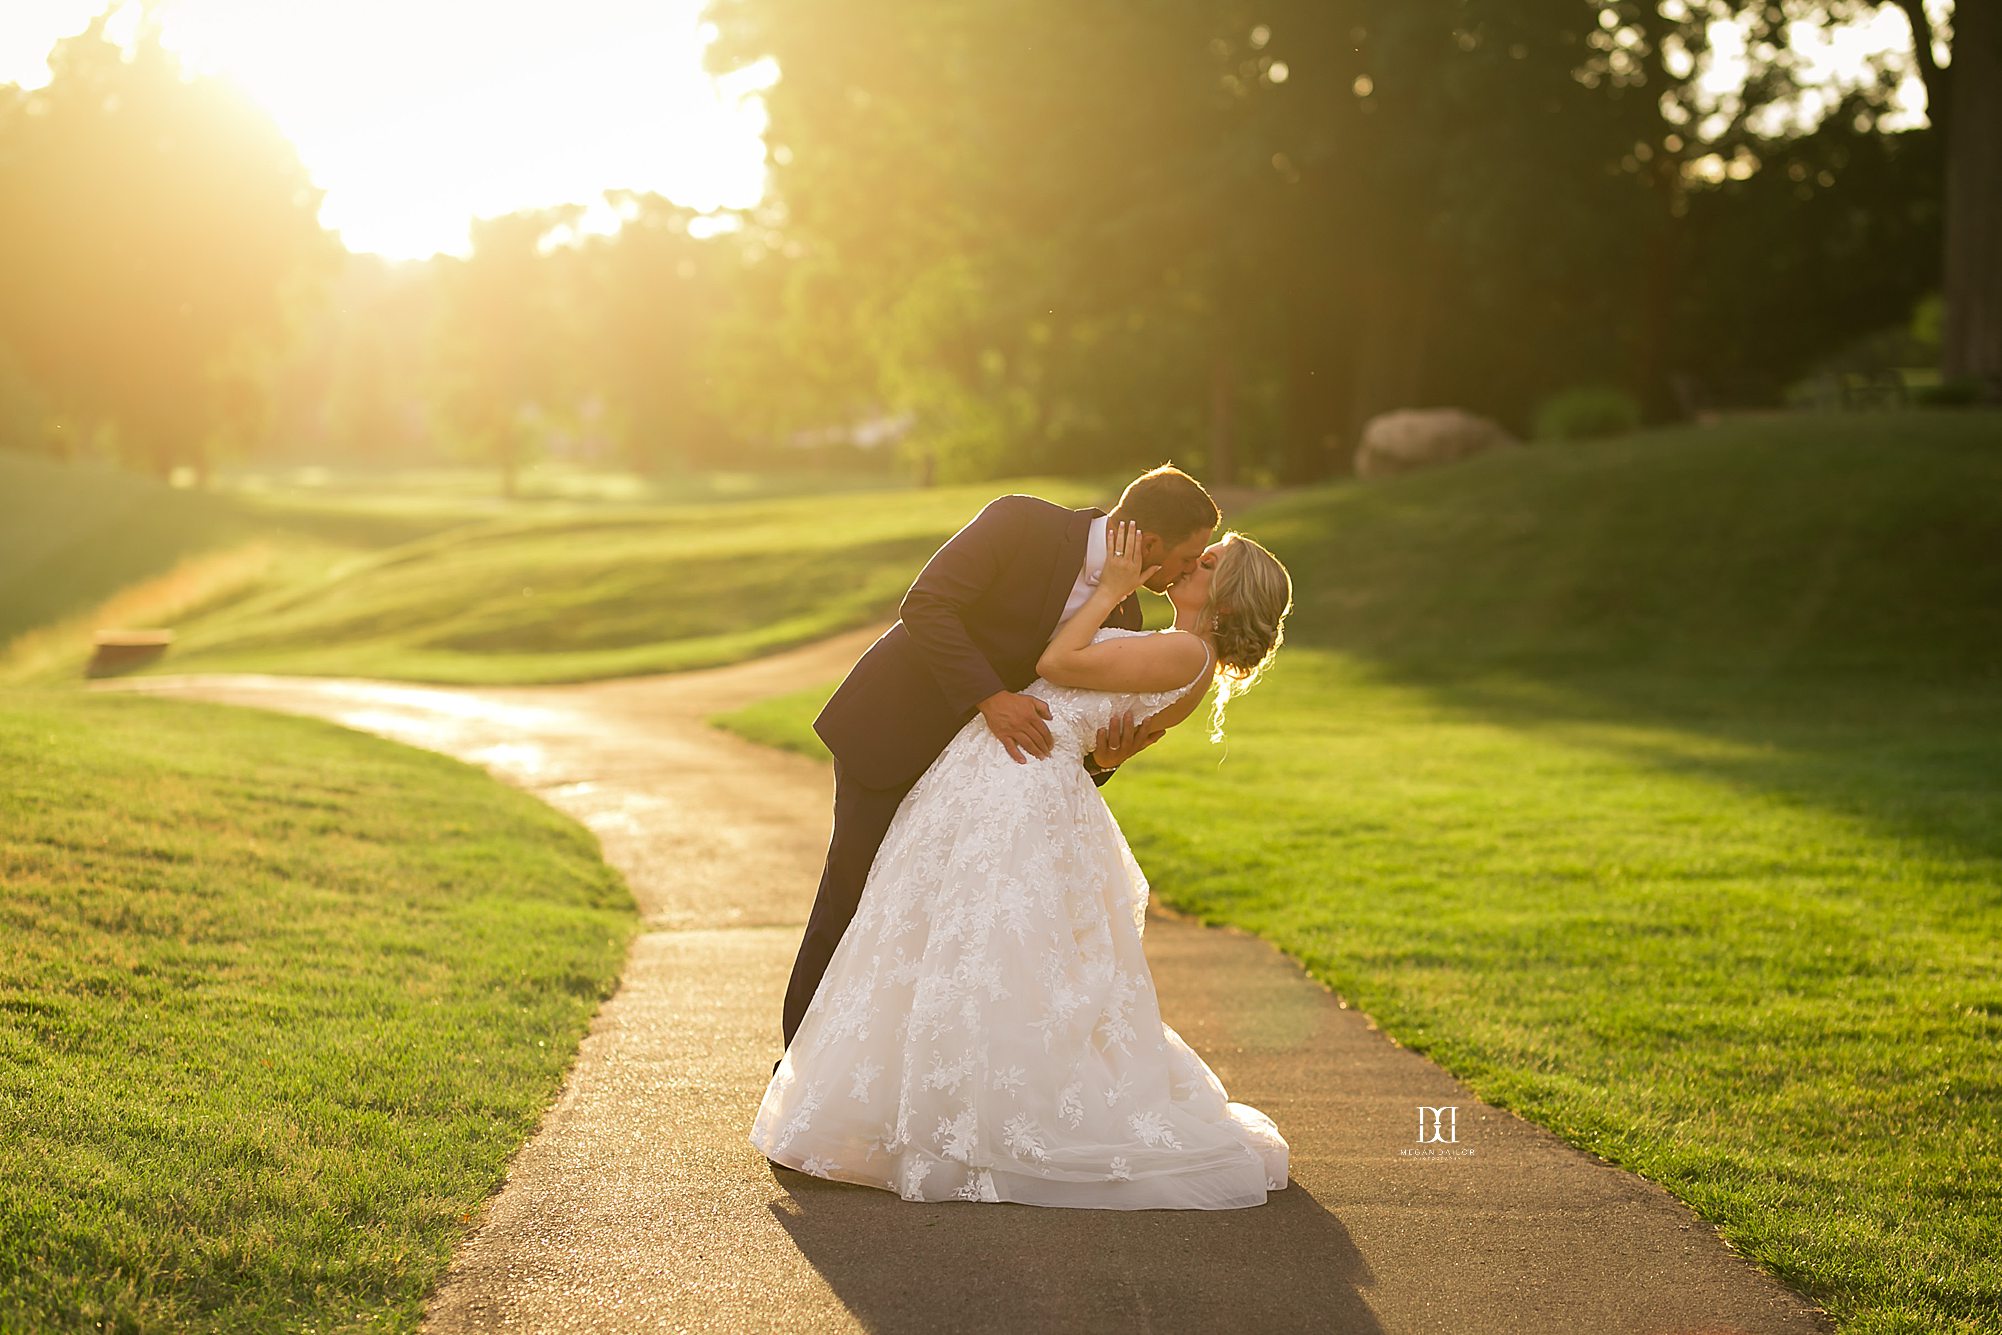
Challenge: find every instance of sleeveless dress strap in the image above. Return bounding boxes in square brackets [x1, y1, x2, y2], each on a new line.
[1191, 635, 1214, 691]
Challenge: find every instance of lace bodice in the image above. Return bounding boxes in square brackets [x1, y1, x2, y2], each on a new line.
[1021, 626, 1213, 759]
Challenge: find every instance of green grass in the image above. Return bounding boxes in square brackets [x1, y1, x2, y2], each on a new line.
[712, 411, 2002, 1334]
[0, 452, 521, 647]
[30, 479, 1105, 686]
[1247, 410, 2002, 677]
[0, 452, 506, 686]
[0, 452, 943, 686]
[0, 689, 640, 1333]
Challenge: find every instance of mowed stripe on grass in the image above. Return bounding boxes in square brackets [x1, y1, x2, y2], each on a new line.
[46, 479, 1105, 686]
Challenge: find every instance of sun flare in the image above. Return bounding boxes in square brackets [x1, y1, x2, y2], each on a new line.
[2, 0, 777, 259]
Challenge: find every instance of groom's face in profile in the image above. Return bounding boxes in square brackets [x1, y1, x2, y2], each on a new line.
[1142, 526, 1216, 592]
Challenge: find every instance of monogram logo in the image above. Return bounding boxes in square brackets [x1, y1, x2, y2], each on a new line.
[1417, 1105, 1458, 1144]
[1399, 1104, 1473, 1157]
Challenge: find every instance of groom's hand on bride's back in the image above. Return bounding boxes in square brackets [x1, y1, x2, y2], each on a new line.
[979, 690, 1054, 763]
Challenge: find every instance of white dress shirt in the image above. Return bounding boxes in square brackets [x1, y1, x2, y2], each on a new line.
[1054, 513, 1111, 634]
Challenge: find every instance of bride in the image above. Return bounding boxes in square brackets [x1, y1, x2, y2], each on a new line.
[751, 519, 1295, 1209]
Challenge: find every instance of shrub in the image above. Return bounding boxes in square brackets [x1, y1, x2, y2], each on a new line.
[1532, 383, 1643, 442]
[1911, 376, 1989, 408]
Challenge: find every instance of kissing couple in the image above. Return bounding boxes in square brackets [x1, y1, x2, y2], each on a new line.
[751, 464, 1295, 1209]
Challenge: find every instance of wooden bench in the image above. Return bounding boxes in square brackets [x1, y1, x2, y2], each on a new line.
[86, 629, 174, 678]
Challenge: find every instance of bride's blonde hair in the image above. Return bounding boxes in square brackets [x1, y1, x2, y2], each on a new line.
[1198, 532, 1293, 744]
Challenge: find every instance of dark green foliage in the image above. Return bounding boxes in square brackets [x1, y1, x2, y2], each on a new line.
[6, 4, 1980, 488]
[1674, 92, 1944, 408]
[1914, 377, 1991, 408]
[1532, 384, 1646, 442]
[695, 0, 1965, 481]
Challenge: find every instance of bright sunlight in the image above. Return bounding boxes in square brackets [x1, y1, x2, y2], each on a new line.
[0, 0, 777, 258]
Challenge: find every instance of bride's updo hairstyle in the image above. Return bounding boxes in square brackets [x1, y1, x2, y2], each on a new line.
[1200, 532, 1293, 744]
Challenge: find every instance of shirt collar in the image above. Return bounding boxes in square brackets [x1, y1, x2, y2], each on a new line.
[1084, 513, 1109, 586]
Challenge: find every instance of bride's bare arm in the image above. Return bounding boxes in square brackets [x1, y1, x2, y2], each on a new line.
[1038, 622, 1209, 693]
[1037, 520, 1209, 693]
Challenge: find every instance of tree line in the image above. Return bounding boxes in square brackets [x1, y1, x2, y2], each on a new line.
[0, 3, 1988, 491]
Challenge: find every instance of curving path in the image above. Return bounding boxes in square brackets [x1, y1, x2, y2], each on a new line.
[91, 631, 1834, 1334]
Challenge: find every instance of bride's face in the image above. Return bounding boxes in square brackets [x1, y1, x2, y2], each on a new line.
[1169, 539, 1230, 619]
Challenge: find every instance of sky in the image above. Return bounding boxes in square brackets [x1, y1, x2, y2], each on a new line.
[0, 1, 1944, 261]
[0, 0, 779, 259]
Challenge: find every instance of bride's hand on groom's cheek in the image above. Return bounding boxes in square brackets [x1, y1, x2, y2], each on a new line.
[1102, 520, 1160, 599]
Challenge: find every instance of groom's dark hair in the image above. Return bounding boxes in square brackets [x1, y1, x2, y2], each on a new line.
[1111, 464, 1220, 541]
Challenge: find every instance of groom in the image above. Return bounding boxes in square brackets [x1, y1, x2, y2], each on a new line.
[778, 463, 1222, 1054]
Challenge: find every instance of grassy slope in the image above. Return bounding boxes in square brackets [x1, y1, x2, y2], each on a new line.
[0, 452, 494, 685]
[714, 411, 2002, 1334]
[1249, 409, 2002, 677]
[0, 453, 909, 651]
[0, 455, 940, 686]
[6, 473, 1106, 686]
[0, 690, 639, 1333]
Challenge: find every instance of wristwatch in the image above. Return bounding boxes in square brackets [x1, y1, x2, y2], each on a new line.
[1083, 754, 1117, 778]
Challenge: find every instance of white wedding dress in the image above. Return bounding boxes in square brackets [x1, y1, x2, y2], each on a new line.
[750, 626, 1289, 1209]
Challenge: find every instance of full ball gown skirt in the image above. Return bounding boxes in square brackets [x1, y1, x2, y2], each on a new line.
[750, 627, 1289, 1209]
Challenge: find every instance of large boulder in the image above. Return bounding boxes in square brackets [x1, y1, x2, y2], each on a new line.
[1354, 407, 1521, 479]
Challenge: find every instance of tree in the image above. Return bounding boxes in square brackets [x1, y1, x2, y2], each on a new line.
[576, 192, 740, 474]
[703, 0, 1727, 479]
[701, 0, 1972, 483]
[702, 0, 1234, 481]
[0, 343, 51, 456]
[1675, 93, 1940, 401]
[1911, 0, 1998, 398]
[0, 15, 338, 481]
[1728, 1, 1994, 399]
[321, 256, 438, 464]
[429, 207, 587, 497]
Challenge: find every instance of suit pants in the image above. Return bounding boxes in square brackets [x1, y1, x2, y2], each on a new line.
[780, 758, 918, 1050]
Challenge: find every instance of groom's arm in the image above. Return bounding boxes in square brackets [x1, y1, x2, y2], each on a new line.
[899, 495, 1029, 715]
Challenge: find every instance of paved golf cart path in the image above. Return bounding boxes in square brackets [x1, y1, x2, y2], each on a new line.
[92, 631, 1834, 1334]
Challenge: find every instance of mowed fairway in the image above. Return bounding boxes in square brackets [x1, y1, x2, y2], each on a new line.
[0, 691, 639, 1332]
[0, 450, 917, 662]
[715, 412, 2002, 1334]
[0, 451, 508, 686]
[17, 478, 1102, 686]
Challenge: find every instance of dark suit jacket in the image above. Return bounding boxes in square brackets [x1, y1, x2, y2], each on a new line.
[814, 495, 1143, 791]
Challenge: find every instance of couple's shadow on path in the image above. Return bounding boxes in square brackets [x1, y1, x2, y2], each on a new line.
[758, 910, 1387, 1334]
[767, 1172, 1379, 1334]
